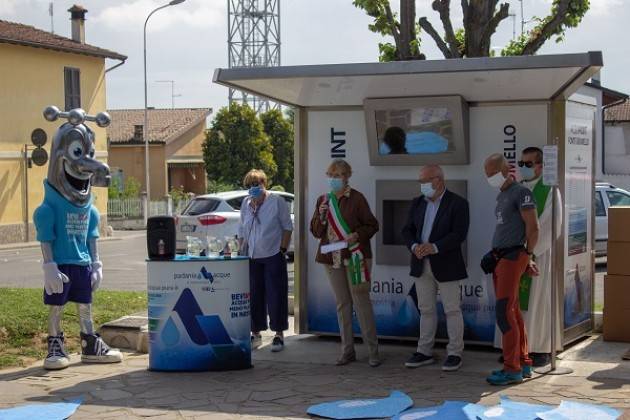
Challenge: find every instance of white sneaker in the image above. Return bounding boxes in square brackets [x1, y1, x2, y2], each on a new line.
[44, 334, 70, 370]
[270, 335, 284, 352]
[251, 334, 262, 350]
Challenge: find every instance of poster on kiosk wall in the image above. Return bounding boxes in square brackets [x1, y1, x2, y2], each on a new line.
[563, 114, 594, 330]
[305, 104, 548, 343]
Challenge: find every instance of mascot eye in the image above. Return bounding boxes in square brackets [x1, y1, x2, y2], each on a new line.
[68, 140, 84, 160]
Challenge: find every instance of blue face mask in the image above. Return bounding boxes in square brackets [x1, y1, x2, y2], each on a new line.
[249, 186, 263, 198]
[328, 178, 344, 193]
[420, 182, 435, 198]
[520, 166, 536, 181]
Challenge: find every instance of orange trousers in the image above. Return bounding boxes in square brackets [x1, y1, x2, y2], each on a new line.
[493, 250, 533, 373]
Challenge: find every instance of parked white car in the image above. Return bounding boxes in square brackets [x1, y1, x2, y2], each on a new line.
[175, 190, 295, 257]
[595, 182, 630, 256]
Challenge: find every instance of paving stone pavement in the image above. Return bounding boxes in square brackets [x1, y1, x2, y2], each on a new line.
[1, 329, 630, 419]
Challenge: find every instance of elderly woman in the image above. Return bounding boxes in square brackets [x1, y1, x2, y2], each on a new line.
[239, 169, 293, 352]
[310, 159, 381, 367]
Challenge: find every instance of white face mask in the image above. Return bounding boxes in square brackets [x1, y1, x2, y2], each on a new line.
[487, 172, 506, 189]
[420, 183, 436, 198]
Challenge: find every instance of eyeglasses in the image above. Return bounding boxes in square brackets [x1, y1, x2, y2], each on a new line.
[418, 176, 440, 183]
[517, 160, 541, 168]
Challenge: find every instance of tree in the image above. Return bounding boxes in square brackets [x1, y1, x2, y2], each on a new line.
[202, 103, 277, 188]
[260, 109, 294, 193]
[354, 0, 590, 59]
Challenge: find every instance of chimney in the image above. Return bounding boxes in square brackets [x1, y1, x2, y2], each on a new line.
[134, 125, 144, 142]
[68, 5, 87, 44]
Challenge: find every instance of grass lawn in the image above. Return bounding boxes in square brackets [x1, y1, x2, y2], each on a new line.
[0, 288, 147, 370]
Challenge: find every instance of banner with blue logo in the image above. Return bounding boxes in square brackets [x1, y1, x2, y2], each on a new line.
[147, 256, 251, 371]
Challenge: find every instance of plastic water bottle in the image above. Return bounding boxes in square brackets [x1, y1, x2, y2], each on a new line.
[158, 239, 165, 256]
[223, 239, 231, 259]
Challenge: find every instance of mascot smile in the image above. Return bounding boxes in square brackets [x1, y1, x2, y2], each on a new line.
[34, 106, 122, 370]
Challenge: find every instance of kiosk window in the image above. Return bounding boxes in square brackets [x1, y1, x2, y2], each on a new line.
[595, 191, 606, 216]
[382, 200, 412, 245]
[606, 190, 630, 207]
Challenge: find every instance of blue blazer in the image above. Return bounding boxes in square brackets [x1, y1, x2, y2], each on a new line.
[401, 189, 469, 281]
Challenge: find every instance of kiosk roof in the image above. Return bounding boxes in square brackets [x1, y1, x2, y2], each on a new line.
[213, 52, 602, 107]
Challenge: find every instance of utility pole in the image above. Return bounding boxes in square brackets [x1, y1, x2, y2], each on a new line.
[509, 12, 516, 40]
[49, 2, 54, 34]
[519, 0, 525, 36]
[156, 80, 182, 109]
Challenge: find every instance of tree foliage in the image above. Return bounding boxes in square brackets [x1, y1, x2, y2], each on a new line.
[260, 109, 294, 193]
[354, 0, 590, 59]
[108, 176, 141, 199]
[202, 103, 277, 189]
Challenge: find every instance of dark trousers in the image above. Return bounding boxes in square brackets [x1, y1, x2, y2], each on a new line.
[249, 252, 289, 333]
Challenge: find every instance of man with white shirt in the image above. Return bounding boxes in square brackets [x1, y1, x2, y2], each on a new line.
[401, 165, 470, 371]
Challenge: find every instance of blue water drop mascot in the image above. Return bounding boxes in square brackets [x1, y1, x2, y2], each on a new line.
[35, 106, 123, 370]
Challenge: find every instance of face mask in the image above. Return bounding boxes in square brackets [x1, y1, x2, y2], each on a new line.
[520, 166, 536, 181]
[420, 183, 435, 198]
[487, 172, 506, 189]
[249, 186, 263, 198]
[328, 178, 344, 192]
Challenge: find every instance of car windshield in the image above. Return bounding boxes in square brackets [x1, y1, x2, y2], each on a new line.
[182, 198, 220, 216]
[607, 190, 630, 207]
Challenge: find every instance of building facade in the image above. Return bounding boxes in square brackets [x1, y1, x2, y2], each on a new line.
[0, 8, 126, 244]
[107, 108, 212, 200]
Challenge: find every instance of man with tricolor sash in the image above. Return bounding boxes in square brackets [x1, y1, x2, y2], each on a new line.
[493, 147, 562, 367]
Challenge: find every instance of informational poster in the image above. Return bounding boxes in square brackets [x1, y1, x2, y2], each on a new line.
[304, 105, 548, 343]
[563, 115, 593, 329]
[147, 257, 251, 371]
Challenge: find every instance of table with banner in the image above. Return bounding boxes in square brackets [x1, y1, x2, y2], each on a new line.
[147, 255, 251, 371]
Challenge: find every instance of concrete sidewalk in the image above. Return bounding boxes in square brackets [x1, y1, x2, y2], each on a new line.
[1, 322, 629, 419]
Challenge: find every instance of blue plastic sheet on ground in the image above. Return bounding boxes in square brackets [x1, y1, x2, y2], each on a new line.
[537, 400, 621, 420]
[463, 395, 553, 420]
[306, 390, 412, 419]
[392, 400, 469, 420]
[0, 396, 82, 420]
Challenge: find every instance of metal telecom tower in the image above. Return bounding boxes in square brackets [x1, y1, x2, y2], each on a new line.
[227, 0, 280, 113]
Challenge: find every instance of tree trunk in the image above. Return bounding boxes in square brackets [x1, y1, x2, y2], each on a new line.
[464, 0, 509, 57]
[399, 0, 416, 59]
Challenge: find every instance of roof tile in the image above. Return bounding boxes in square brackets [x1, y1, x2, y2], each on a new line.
[0, 19, 126, 60]
[107, 108, 212, 144]
[605, 99, 630, 122]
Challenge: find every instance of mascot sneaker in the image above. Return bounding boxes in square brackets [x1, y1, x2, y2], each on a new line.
[80, 333, 123, 364]
[44, 333, 70, 370]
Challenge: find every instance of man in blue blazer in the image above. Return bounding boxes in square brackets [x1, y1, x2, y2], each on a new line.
[401, 164, 470, 372]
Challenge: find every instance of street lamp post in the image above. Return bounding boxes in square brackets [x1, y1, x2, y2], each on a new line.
[143, 0, 186, 225]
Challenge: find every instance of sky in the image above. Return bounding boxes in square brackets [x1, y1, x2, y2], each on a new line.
[2, 0, 629, 116]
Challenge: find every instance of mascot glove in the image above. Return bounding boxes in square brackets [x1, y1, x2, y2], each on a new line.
[43, 262, 69, 295]
[91, 261, 103, 292]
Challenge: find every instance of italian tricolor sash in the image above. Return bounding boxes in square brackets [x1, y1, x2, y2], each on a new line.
[519, 178, 551, 310]
[327, 192, 370, 285]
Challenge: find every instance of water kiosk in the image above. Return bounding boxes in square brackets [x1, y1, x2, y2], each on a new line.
[214, 52, 601, 347]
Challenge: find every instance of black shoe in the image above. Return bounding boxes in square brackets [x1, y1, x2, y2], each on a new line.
[531, 353, 551, 367]
[442, 355, 462, 372]
[405, 352, 434, 368]
[80, 333, 123, 363]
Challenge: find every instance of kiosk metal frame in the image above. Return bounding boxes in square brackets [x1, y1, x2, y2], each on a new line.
[214, 52, 602, 348]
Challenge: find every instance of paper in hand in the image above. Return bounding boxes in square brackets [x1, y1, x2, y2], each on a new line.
[321, 241, 348, 254]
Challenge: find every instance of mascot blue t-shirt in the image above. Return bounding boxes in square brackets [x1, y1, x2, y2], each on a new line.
[34, 180, 100, 266]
